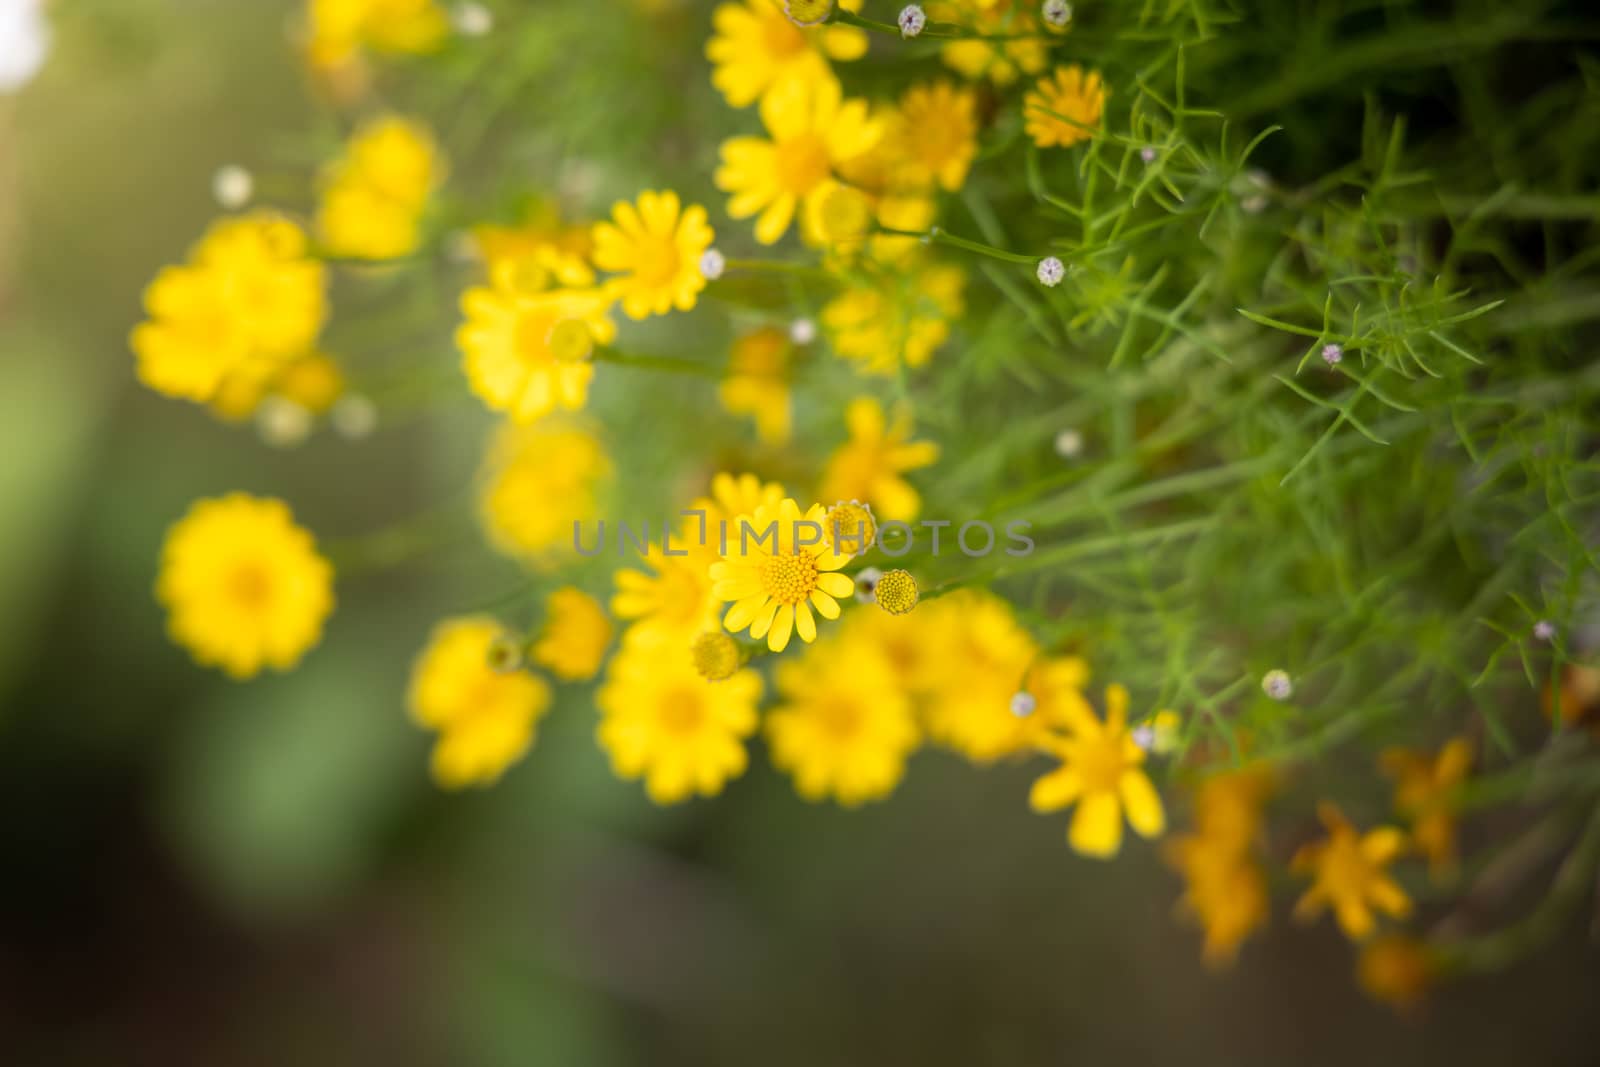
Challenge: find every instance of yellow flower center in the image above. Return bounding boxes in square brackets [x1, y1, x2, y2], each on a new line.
[761, 10, 807, 57]
[547, 318, 594, 362]
[1072, 732, 1131, 793]
[760, 551, 819, 605]
[817, 696, 864, 740]
[514, 308, 558, 364]
[227, 561, 273, 611]
[659, 687, 706, 734]
[775, 134, 833, 197]
[631, 234, 682, 288]
[1319, 833, 1378, 900]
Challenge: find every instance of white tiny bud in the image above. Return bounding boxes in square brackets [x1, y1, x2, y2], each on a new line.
[331, 394, 378, 440]
[854, 567, 883, 604]
[1036, 256, 1065, 287]
[453, 2, 494, 36]
[256, 397, 312, 449]
[1321, 343, 1344, 366]
[212, 165, 254, 210]
[1041, 0, 1071, 27]
[1010, 691, 1037, 718]
[699, 248, 726, 281]
[1534, 620, 1556, 642]
[898, 4, 926, 37]
[789, 317, 817, 345]
[1131, 724, 1156, 752]
[1139, 146, 1157, 164]
[1261, 669, 1293, 701]
[1053, 428, 1083, 459]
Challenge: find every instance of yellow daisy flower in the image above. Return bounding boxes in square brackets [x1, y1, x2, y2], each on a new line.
[841, 599, 956, 697]
[1029, 684, 1167, 858]
[1164, 833, 1271, 967]
[155, 494, 335, 679]
[892, 81, 980, 192]
[822, 261, 965, 375]
[530, 587, 614, 682]
[479, 420, 610, 567]
[1380, 737, 1472, 879]
[817, 396, 939, 522]
[408, 616, 553, 789]
[611, 537, 723, 652]
[693, 470, 788, 534]
[591, 190, 715, 320]
[306, 0, 448, 69]
[317, 116, 444, 260]
[1023, 65, 1108, 150]
[715, 74, 881, 245]
[473, 201, 596, 288]
[1358, 934, 1436, 1012]
[710, 497, 855, 653]
[597, 644, 762, 803]
[928, 0, 1048, 86]
[131, 213, 328, 404]
[719, 327, 794, 445]
[767, 638, 921, 806]
[705, 0, 867, 109]
[1291, 802, 1413, 940]
[456, 261, 616, 422]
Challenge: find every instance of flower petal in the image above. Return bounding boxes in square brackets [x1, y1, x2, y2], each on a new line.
[1029, 767, 1081, 813]
[768, 603, 794, 652]
[1068, 792, 1123, 858]
[1119, 770, 1166, 838]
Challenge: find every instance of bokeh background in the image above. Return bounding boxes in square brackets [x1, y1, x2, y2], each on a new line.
[2, 1, 1599, 1064]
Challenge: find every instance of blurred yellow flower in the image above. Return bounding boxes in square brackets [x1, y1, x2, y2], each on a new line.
[474, 202, 596, 288]
[155, 494, 334, 679]
[715, 74, 880, 245]
[692, 470, 789, 535]
[892, 81, 979, 191]
[408, 616, 553, 789]
[317, 116, 444, 260]
[706, 0, 866, 108]
[841, 600, 955, 697]
[612, 536, 723, 651]
[822, 261, 965, 375]
[1381, 737, 1472, 879]
[1291, 802, 1412, 940]
[591, 189, 715, 320]
[928, 0, 1047, 86]
[718, 327, 793, 445]
[1023, 65, 1107, 150]
[1164, 766, 1276, 965]
[710, 497, 855, 652]
[131, 213, 328, 404]
[457, 261, 615, 421]
[1357, 933, 1436, 1012]
[817, 397, 939, 522]
[1030, 684, 1166, 858]
[306, 0, 448, 68]
[530, 587, 614, 682]
[920, 591, 1051, 760]
[768, 638, 921, 805]
[479, 421, 610, 567]
[597, 644, 762, 803]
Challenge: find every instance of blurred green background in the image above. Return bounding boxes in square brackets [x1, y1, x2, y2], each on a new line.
[2, 1, 1599, 1064]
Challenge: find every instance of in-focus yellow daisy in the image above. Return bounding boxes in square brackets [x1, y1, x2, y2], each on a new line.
[715, 74, 881, 245]
[1380, 737, 1472, 879]
[456, 261, 616, 421]
[131, 213, 328, 404]
[710, 497, 855, 652]
[1023, 65, 1108, 149]
[768, 638, 921, 806]
[1291, 802, 1412, 940]
[479, 420, 610, 567]
[817, 396, 939, 522]
[822, 261, 965, 375]
[597, 644, 762, 803]
[1030, 684, 1166, 858]
[706, 0, 867, 109]
[317, 116, 444, 260]
[530, 587, 614, 682]
[591, 190, 715, 320]
[892, 81, 980, 192]
[927, 0, 1048, 86]
[306, 0, 448, 69]
[408, 616, 552, 789]
[719, 327, 794, 445]
[155, 494, 334, 679]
